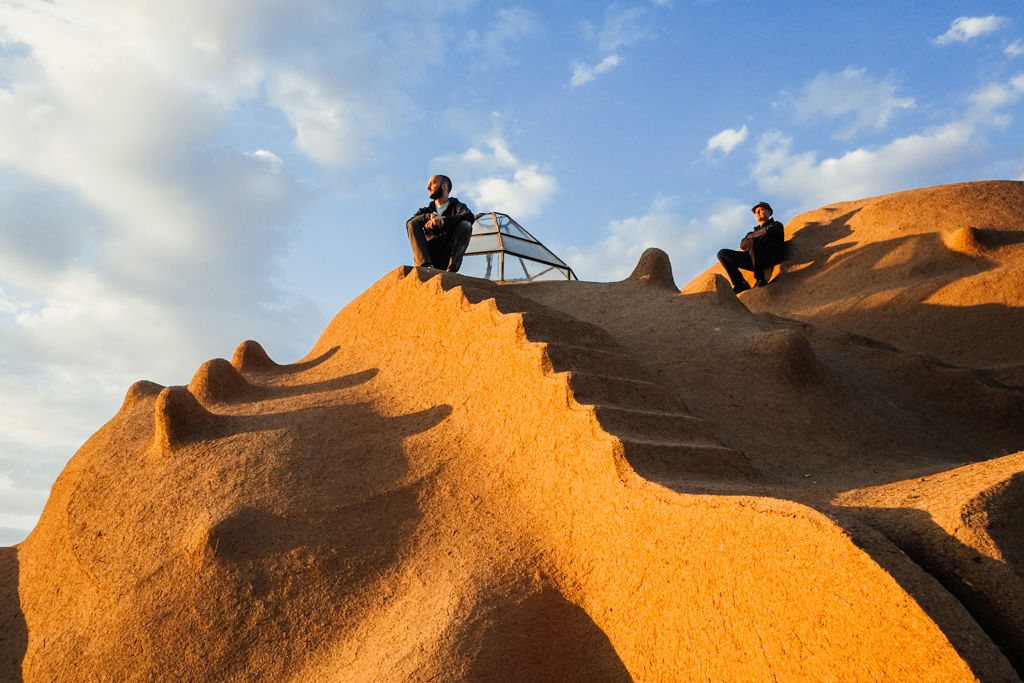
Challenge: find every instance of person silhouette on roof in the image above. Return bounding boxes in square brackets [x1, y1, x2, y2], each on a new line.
[717, 201, 786, 294]
[406, 175, 474, 272]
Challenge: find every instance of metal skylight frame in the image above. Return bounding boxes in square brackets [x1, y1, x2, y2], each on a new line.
[462, 212, 577, 282]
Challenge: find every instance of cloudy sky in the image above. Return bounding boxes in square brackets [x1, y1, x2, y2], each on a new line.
[2, 0, 1023, 544]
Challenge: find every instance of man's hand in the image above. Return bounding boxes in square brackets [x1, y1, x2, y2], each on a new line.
[421, 215, 443, 239]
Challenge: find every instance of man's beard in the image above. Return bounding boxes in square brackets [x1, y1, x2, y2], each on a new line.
[429, 189, 444, 200]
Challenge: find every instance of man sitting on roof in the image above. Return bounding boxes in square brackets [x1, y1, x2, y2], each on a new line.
[717, 201, 786, 294]
[406, 175, 474, 272]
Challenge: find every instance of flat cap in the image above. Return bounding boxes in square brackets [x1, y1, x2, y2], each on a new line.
[751, 201, 773, 214]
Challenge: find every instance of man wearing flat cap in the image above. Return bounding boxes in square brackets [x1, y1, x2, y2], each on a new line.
[717, 201, 786, 294]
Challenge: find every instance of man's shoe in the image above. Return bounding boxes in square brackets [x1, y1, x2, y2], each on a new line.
[733, 282, 751, 294]
[754, 278, 768, 288]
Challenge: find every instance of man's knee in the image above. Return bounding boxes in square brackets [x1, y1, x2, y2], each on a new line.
[452, 221, 472, 250]
[446, 221, 473, 272]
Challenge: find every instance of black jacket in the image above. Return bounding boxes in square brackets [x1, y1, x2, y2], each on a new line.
[740, 218, 785, 252]
[408, 197, 474, 238]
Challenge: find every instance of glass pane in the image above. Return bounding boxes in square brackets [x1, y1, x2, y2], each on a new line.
[458, 254, 502, 280]
[465, 234, 502, 254]
[521, 259, 564, 281]
[500, 235, 568, 266]
[462, 213, 576, 281]
[495, 216, 534, 240]
[496, 257, 569, 282]
[471, 215, 499, 235]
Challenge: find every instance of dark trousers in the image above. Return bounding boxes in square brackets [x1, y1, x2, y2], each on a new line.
[718, 241, 782, 288]
[407, 220, 473, 272]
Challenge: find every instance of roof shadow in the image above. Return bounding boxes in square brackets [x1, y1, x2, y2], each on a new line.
[0, 547, 26, 683]
[836, 504, 1024, 679]
[782, 208, 860, 275]
[773, 212, 1024, 369]
[263, 368, 379, 399]
[465, 585, 635, 683]
[973, 227, 1024, 249]
[62, 398, 456, 677]
[281, 345, 340, 373]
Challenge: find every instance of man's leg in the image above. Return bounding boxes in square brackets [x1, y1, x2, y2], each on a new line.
[445, 220, 473, 272]
[717, 248, 754, 292]
[750, 242, 783, 285]
[749, 241, 770, 285]
[406, 219, 435, 268]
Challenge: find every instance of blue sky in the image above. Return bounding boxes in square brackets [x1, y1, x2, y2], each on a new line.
[1, 0, 1023, 544]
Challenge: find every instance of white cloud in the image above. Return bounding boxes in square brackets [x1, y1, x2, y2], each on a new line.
[565, 196, 751, 283]
[0, 525, 30, 546]
[793, 68, 914, 139]
[596, 5, 652, 53]
[0, 0, 451, 170]
[570, 54, 623, 87]
[705, 125, 749, 156]
[249, 149, 284, 166]
[751, 126, 975, 209]
[265, 71, 393, 166]
[0, 289, 16, 315]
[569, 4, 658, 87]
[463, 7, 538, 68]
[934, 16, 1007, 46]
[433, 136, 558, 219]
[0, 0, 480, 535]
[752, 73, 1024, 208]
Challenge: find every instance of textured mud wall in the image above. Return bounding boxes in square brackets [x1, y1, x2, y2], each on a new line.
[4, 180, 1024, 681]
